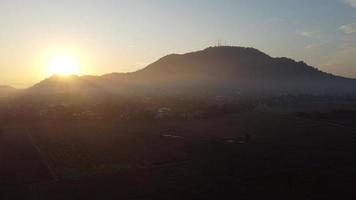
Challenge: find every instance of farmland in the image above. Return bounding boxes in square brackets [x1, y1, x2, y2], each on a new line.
[25, 102, 356, 199]
[1, 97, 356, 199]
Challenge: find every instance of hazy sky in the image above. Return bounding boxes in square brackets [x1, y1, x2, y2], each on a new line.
[1, 0, 356, 87]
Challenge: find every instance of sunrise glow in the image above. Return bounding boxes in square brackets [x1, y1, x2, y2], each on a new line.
[46, 54, 81, 76]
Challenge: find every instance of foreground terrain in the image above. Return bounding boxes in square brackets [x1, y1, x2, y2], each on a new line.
[1, 98, 356, 200]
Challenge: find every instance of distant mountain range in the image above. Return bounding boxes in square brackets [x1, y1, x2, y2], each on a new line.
[21, 46, 356, 96]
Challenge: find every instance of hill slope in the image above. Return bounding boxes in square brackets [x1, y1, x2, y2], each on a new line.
[0, 85, 17, 97]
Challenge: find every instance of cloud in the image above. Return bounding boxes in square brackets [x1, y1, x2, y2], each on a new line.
[297, 30, 325, 40]
[299, 31, 319, 38]
[339, 22, 356, 34]
[296, 30, 332, 49]
[305, 40, 330, 49]
[344, 0, 356, 7]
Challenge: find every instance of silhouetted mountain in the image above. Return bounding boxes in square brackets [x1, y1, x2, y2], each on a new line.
[27, 46, 356, 95]
[28, 75, 102, 94]
[0, 85, 17, 97]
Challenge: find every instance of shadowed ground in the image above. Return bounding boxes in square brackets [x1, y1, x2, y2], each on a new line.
[1, 109, 356, 199]
[0, 126, 53, 199]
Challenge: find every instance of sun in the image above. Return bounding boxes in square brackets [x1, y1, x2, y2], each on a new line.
[47, 55, 81, 76]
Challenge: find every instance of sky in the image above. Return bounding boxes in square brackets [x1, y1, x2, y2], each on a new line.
[0, 0, 356, 87]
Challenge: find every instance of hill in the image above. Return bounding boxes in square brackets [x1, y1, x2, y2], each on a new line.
[27, 46, 356, 95]
[29, 75, 102, 94]
[0, 85, 17, 97]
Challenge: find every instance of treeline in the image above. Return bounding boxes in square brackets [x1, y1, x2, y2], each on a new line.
[0, 94, 254, 123]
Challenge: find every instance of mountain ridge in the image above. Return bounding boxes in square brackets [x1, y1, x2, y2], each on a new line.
[26, 46, 356, 95]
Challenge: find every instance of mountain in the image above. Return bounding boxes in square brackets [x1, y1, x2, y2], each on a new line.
[130, 46, 355, 94]
[0, 85, 17, 97]
[29, 75, 102, 94]
[27, 46, 356, 95]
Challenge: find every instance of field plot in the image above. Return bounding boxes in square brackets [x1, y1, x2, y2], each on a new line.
[31, 122, 193, 179]
[25, 111, 356, 199]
